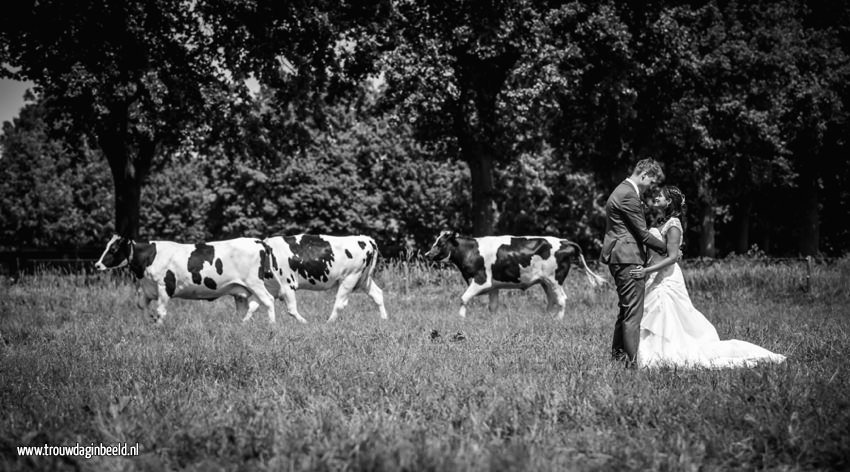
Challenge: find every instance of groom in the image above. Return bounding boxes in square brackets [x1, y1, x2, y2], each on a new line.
[601, 158, 668, 367]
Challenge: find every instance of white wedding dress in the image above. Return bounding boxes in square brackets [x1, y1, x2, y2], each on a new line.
[637, 218, 786, 369]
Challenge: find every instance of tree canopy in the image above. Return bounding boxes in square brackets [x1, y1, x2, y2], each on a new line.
[1, 0, 848, 257]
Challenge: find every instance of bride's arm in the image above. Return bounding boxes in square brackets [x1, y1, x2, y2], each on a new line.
[630, 227, 682, 278]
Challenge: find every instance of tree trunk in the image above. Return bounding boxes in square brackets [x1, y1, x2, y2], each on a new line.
[111, 171, 144, 239]
[100, 134, 155, 240]
[452, 50, 518, 237]
[699, 205, 716, 258]
[734, 194, 753, 254]
[466, 151, 496, 237]
[698, 179, 716, 257]
[798, 173, 820, 256]
[758, 209, 771, 254]
[601, 97, 628, 190]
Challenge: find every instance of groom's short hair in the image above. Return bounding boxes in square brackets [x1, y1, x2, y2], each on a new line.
[633, 158, 664, 180]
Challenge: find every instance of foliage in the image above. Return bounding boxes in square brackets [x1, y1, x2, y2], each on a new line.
[0, 0, 242, 237]
[495, 146, 607, 251]
[538, 0, 850, 256]
[1, 0, 849, 256]
[655, 1, 849, 255]
[0, 101, 113, 248]
[0, 101, 218, 248]
[202, 89, 471, 253]
[139, 152, 214, 243]
[196, 0, 391, 104]
[380, 1, 555, 235]
[0, 0, 388, 238]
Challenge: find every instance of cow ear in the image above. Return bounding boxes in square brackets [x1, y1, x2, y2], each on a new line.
[446, 231, 457, 241]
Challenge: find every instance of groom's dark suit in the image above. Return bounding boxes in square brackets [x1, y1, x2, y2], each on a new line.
[601, 180, 667, 364]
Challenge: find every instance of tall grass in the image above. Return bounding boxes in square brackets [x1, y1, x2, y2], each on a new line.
[1, 258, 848, 471]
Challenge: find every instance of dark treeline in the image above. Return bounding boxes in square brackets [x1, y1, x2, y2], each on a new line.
[1, 0, 848, 258]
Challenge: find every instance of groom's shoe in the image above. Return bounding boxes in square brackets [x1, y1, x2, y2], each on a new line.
[611, 349, 629, 363]
[611, 350, 637, 369]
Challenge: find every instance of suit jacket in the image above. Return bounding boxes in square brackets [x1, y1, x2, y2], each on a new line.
[600, 180, 667, 265]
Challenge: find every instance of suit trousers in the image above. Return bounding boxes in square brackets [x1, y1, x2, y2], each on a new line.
[609, 263, 646, 363]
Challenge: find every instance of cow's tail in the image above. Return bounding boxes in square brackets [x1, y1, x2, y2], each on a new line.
[354, 240, 380, 291]
[564, 241, 607, 288]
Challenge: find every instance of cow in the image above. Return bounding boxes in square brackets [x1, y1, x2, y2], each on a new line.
[424, 231, 606, 319]
[94, 235, 290, 324]
[263, 234, 388, 322]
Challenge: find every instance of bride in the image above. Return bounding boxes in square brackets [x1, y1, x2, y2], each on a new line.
[629, 186, 786, 369]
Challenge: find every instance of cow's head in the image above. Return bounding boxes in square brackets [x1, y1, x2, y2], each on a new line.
[425, 230, 458, 262]
[95, 235, 133, 270]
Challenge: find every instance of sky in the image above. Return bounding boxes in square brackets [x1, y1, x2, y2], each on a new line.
[0, 78, 33, 127]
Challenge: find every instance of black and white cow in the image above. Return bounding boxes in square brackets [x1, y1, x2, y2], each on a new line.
[263, 234, 388, 322]
[425, 231, 606, 319]
[94, 235, 283, 324]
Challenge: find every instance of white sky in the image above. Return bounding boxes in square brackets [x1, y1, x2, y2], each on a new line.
[0, 78, 33, 127]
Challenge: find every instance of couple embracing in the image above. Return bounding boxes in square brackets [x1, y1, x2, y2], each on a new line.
[601, 159, 786, 369]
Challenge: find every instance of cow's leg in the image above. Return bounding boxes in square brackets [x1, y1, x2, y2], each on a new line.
[551, 281, 568, 320]
[541, 283, 556, 315]
[257, 290, 277, 324]
[328, 276, 358, 322]
[136, 289, 144, 309]
[488, 290, 500, 313]
[136, 283, 156, 310]
[539, 279, 567, 318]
[366, 281, 388, 319]
[242, 296, 261, 323]
[459, 282, 490, 318]
[234, 295, 250, 320]
[153, 285, 170, 325]
[243, 280, 278, 323]
[136, 287, 150, 309]
[281, 286, 308, 324]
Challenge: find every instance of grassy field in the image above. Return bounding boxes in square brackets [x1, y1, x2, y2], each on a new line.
[1, 257, 849, 471]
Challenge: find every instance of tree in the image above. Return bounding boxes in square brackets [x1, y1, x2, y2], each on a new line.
[0, 98, 218, 248]
[140, 151, 213, 242]
[781, 1, 850, 256]
[662, 1, 849, 256]
[0, 100, 113, 248]
[199, 84, 470, 255]
[495, 146, 607, 253]
[550, 1, 848, 257]
[548, 2, 642, 188]
[1, 0, 382, 240]
[659, 1, 794, 256]
[542, 2, 721, 252]
[196, 0, 392, 137]
[381, 1, 545, 236]
[0, 0, 239, 239]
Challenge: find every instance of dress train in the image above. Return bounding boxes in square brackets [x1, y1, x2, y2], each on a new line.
[637, 221, 786, 369]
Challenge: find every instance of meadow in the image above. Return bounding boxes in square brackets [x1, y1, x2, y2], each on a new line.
[1, 257, 848, 471]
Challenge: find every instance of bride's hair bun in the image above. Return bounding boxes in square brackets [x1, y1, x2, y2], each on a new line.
[658, 186, 687, 232]
[665, 186, 687, 218]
